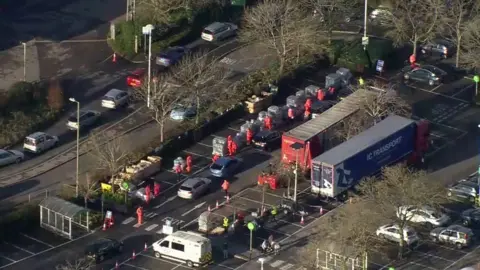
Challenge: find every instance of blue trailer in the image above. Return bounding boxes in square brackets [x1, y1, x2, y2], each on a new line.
[311, 115, 417, 198]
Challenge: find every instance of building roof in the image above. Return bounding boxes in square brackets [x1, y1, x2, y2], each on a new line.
[39, 196, 88, 218]
[312, 115, 414, 166]
[284, 90, 376, 141]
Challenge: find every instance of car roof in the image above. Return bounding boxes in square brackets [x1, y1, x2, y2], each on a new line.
[204, 22, 226, 32]
[27, 132, 47, 139]
[455, 181, 478, 188]
[181, 177, 209, 187]
[0, 149, 8, 154]
[383, 223, 414, 231]
[420, 65, 446, 74]
[216, 156, 236, 166]
[255, 130, 276, 137]
[447, 225, 472, 233]
[105, 89, 126, 97]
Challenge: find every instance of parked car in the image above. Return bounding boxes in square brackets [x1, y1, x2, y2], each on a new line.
[101, 89, 130, 109]
[420, 39, 455, 59]
[131, 187, 155, 202]
[252, 130, 282, 151]
[430, 225, 474, 249]
[201, 22, 238, 42]
[0, 149, 24, 166]
[127, 68, 145, 88]
[376, 224, 420, 246]
[210, 156, 242, 177]
[397, 205, 450, 228]
[23, 132, 59, 154]
[369, 6, 392, 24]
[447, 180, 478, 203]
[85, 238, 123, 263]
[403, 65, 447, 86]
[178, 177, 211, 199]
[67, 110, 101, 130]
[461, 208, 480, 227]
[156, 46, 188, 67]
[170, 104, 196, 121]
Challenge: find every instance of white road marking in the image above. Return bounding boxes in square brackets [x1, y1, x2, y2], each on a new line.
[122, 217, 135, 225]
[280, 263, 295, 270]
[236, 196, 273, 207]
[424, 240, 469, 253]
[183, 150, 210, 159]
[228, 127, 240, 132]
[20, 233, 54, 248]
[124, 263, 150, 270]
[197, 142, 213, 148]
[441, 242, 480, 269]
[414, 251, 454, 262]
[145, 224, 159, 231]
[0, 255, 15, 262]
[216, 263, 235, 269]
[162, 217, 185, 226]
[258, 256, 273, 263]
[270, 260, 285, 267]
[139, 254, 192, 269]
[410, 84, 472, 103]
[133, 222, 147, 228]
[451, 84, 474, 97]
[429, 84, 443, 92]
[409, 261, 437, 270]
[5, 242, 34, 255]
[181, 202, 207, 217]
[145, 212, 158, 218]
[154, 196, 177, 209]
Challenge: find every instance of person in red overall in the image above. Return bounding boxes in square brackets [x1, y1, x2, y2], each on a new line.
[212, 153, 220, 163]
[136, 206, 143, 225]
[317, 89, 325, 101]
[287, 107, 295, 124]
[246, 128, 253, 145]
[230, 141, 238, 156]
[153, 182, 161, 197]
[145, 185, 151, 204]
[304, 107, 311, 120]
[304, 98, 312, 111]
[264, 116, 272, 130]
[328, 86, 335, 96]
[186, 155, 192, 173]
[409, 54, 416, 68]
[227, 135, 233, 156]
[222, 180, 230, 198]
[174, 163, 182, 182]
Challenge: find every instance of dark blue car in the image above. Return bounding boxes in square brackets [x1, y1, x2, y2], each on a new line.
[155, 46, 188, 67]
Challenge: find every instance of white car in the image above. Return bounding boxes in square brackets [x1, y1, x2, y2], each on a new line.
[201, 22, 238, 42]
[101, 89, 130, 109]
[0, 149, 24, 166]
[23, 132, 59, 154]
[397, 206, 450, 228]
[178, 178, 211, 199]
[376, 224, 419, 246]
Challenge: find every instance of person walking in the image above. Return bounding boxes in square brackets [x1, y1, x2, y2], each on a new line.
[222, 180, 230, 198]
[223, 241, 229, 259]
[271, 206, 278, 222]
[261, 240, 268, 253]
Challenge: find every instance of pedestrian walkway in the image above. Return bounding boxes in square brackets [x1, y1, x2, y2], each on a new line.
[257, 256, 307, 270]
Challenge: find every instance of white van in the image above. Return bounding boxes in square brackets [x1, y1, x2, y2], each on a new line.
[152, 231, 212, 267]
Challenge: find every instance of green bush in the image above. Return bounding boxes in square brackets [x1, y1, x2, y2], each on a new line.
[0, 204, 39, 240]
[103, 191, 133, 207]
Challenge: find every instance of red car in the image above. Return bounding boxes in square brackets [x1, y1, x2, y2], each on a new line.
[127, 68, 145, 88]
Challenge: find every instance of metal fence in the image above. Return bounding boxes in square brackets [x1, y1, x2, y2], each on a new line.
[316, 249, 364, 270]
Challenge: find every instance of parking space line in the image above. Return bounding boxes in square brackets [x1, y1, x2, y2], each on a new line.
[20, 233, 54, 248]
[159, 180, 175, 186]
[145, 224, 159, 231]
[197, 142, 212, 148]
[414, 251, 454, 262]
[228, 127, 240, 132]
[451, 84, 474, 97]
[0, 255, 15, 263]
[215, 263, 235, 270]
[412, 115, 468, 133]
[123, 217, 136, 225]
[442, 244, 480, 269]
[276, 219, 304, 228]
[182, 150, 210, 159]
[236, 196, 273, 207]
[139, 254, 191, 269]
[408, 261, 438, 270]
[124, 263, 149, 270]
[4, 241, 34, 255]
[411, 85, 472, 103]
[424, 240, 469, 253]
[429, 84, 443, 92]
[133, 222, 147, 228]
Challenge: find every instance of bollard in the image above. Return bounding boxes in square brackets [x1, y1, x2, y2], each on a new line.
[208, 205, 212, 212]
[132, 250, 136, 260]
[144, 243, 148, 251]
[319, 206, 323, 215]
[216, 200, 220, 209]
[300, 215, 305, 225]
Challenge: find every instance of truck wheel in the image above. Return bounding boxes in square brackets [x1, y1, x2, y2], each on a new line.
[186, 260, 193, 267]
[154, 252, 161, 258]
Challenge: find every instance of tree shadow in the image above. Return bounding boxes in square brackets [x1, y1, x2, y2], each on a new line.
[0, 179, 40, 201]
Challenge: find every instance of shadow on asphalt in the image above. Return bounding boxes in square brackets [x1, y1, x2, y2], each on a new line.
[0, 179, 39, 201]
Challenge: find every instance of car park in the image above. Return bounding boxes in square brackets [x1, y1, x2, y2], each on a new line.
[430, 225, 474, 249]
[403, 65, 447, 86]
[461, 208, 480, 227]
[201, 22, 238, 42]
[0, 149, 24, 166]
[67, 110, 101, 130]
[252, 130, 282, 151]
[101, 89, 130, 109]
[177, 177, 211, 199]
[210, 156, 241, 177]
[23, 132, 59, 154]
[420, 39, 455, 59]
[85, 238, 123, 263]
[376, 224, 420, 246]
[397, 205, 450, 228]
[447, 180, 478, 203]
[127, 68, 145, 88]
[170, 103, 197, 121]
[156, 46, 188, 67]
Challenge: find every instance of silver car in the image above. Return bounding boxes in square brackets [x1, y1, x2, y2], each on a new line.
[67, 110, 101, 130]
[178, 177, 211, 199]
[201, 22, 238, 42]
[0, 149, 24, 166]
[170, 104, 196, 121]
[101, 89, 130, 109]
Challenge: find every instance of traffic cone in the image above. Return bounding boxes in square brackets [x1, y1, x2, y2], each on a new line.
[115, 261, 119, 269]
[144, 243, 148, 251]
[208, 205, 211, 212]
[102, 222, 107, 231]
[216, 200, 219, 209]
[226, 194, 230, 204]
[319, 206, 323, 215]
[300, 215, 305, 225]
[132, 250, 136, 260]
[112, 53, 117, 63]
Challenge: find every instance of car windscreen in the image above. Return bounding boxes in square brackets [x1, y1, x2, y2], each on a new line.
[103, 96, 115, 101]
[210, 163, 223, 170]
[202, 30, 214, 35]
[24, 137, 36, 145]
[179, 186, 192, 191]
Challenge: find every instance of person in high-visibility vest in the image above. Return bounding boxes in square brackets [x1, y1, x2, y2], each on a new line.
[222, 180, 230, 197]
[246, 128, 253, 145]
[271, 206, 278, 221]
[186, 155, 192, 173]
[223, 217, 229, 228]
[358, 77, 365, 86]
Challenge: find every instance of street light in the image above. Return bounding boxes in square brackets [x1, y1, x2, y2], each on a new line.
[362, 0, 369, 50]
[473, 75, 479, 96]
[142, 24, 155, 108]
[69, 97, 80, 198]
[258, 257, 265, 270]
[290, 142, 304, 203]
[21, 42, 27, 81]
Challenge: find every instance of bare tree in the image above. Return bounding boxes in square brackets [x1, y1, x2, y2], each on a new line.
[439, 0, 479, 67]
[136, 0, 220, 24]
[79, 174, 100, 209]
[333, 110, 372, 142]
[87, 133, 129, 184]
[359, 87, 411, 122]
[170, 51, 230, 125]
[460, 18, 480, 71]
[132, 72, 186, 142]
[239, 0, 322, 75]
[56, 258, 93, 270]
[383, 0, 444, 55]
[358, 164, 447, 257]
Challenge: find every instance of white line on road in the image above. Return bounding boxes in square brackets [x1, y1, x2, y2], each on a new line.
[183, 150, 210, 159]
[181, 202, 207, 217]
[0, 255, 15, 262]
[228, 127, 240, 132]
[409, 261, 438, 270]
[124, 263, 150, 270]
[451, 84, 474, 98]
[280, 263, 295, 270]
[429, 84, 443, 92]
[441, 243, 480, 270]
[236, 196, 274, 207]
[4, 242, 34, 255]
[140, 254, 192, 269]
[133, 222, 147, 228]
[154, 196, 177, 209]
[414, 251, 454, 262]
[197, 142, 213, 148]
[412, 85, 472, 103]
[20, 233, 54, 248]
[122, 217, 136, 225]
[145, 224, 159, 231]
[271, 260, 285, 267]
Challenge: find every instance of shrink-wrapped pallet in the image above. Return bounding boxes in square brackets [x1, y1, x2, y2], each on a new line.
[212, 137, 228, 156]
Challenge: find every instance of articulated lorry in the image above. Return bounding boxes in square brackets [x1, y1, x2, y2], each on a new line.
[311, 115, 430, 198]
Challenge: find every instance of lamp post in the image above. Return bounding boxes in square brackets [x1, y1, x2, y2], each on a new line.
[22, 42, 27, 81]
[258, 257, 265, 270]
[362, 0, 369, 50]
[69, 97, 80, 197]
[142, 24, 155, 108]
[473, 75, 479, 97]
[290, 142, 304, 202]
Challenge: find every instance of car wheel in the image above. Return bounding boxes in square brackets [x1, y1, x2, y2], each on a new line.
[99, 255, 104, 262]
[186, 260, 193, 267]
[455, 242, 463, 249]
[15, 158, 22, 164]
[429, 80, 434, 86]
[463, 220, 470, 226]
[404, 74, 409, 80]
[447, 191, 452, 197]
[421, 49, 426, 54]
[155, 252, 161, 258]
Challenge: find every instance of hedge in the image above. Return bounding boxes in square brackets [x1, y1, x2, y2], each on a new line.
[0, 204, 39, 241]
